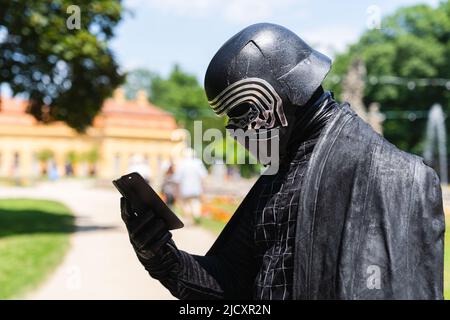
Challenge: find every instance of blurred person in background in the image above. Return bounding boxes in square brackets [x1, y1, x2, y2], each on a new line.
[161, 163, 177, 209]
[48, 160, 59, 181]
[173, 148, 207, 225]
[128, 154, 152, 184]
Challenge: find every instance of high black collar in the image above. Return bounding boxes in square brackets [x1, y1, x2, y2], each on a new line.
[282, 91, 337, 163]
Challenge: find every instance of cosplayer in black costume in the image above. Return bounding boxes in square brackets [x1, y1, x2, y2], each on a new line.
[121, 23, 445, 300]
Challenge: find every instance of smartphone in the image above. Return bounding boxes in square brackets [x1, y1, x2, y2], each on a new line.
[113, 172, 184, 230]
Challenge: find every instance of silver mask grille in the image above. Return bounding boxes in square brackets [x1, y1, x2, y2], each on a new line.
[208, 77, 288, 128]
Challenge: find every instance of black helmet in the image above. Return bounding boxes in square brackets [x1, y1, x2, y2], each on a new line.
[204, 22, 332, 130]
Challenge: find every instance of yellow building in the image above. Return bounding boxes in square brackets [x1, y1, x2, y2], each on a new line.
[0, 89, 185, 180]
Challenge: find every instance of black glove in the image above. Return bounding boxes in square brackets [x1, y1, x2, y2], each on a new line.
[120, 197, 172, 260]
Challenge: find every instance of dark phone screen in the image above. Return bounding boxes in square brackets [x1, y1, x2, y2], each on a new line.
[113, 172, 184, 230]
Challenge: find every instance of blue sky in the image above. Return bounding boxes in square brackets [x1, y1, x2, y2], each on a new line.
[111, 0, 440, 82]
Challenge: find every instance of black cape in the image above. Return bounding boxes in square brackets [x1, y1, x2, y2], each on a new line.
[208, 103, 445, 299]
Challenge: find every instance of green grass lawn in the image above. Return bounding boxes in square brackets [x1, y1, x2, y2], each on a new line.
[0, 198, 74, 299]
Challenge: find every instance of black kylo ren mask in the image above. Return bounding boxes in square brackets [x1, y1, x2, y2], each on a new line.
[204, 23, 332, 165]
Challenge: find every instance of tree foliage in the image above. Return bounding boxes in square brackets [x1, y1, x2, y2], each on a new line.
[0, 0, 124, 131]
[325, 1, 450, 154]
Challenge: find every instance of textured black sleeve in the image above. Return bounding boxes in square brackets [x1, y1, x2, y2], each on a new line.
[139, 208, 257, 300]
[192, 209, 258, 299]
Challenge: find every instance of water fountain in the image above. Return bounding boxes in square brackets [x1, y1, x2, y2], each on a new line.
[423, 104, 448, 185]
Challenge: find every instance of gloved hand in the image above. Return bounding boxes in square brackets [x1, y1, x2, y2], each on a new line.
[120, 197, 172, 260]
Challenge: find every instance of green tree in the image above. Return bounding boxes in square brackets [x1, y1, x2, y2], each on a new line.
[125, 65, 225, 144]
[36, 149, 54, 162]
[0, 1, 124, 131]
[82, 147, 100, 176]
[325, 1, 450, 155]
[36, 149, 54, 175]
[150, 64, 224, 135]
[66, 150, 79, 164]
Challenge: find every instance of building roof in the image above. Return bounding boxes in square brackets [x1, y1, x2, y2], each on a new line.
[0, 89, 178, 130]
